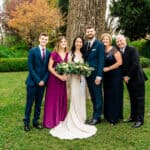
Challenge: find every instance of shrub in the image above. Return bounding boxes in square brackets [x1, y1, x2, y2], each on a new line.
[0, 58, 28, 72]
[0, 45, 28, 58]
[0, 45, 14, 58]
[0, 56, 149, 72]
[141, 40, 150, 58]
[129, 39, 146, 52]
[5, 34, 28, 50]
[129, 40, 150, 58]
[140, 57, 150, 68]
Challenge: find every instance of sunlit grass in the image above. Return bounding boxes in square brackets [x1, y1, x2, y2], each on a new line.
[0, 69, 150, 150]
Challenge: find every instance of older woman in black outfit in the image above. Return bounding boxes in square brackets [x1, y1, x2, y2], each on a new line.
[101, 33, 123, 125]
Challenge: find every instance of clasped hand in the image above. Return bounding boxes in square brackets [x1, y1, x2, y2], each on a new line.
[60, 74, 68, 81]
[38, 81, 45, 86]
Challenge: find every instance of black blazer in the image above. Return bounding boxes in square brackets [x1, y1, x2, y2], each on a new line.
[122, 45, 145, 84]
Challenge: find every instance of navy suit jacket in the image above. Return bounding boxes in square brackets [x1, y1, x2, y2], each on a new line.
[84, 39, 105, 78]
[26, 46, 50, 86]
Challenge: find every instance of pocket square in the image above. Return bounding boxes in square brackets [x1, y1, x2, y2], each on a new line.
[91, 49, 96, 51]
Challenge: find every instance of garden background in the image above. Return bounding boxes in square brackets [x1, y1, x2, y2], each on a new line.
[0, 0, 150, 149]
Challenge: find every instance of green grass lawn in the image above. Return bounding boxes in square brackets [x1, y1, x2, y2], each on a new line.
[0, 69, 150, 150]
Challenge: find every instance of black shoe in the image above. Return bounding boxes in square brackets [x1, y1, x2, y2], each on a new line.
[87, 119, 101, 125]
[33, 124, 43, 129]
[85, 119, 94, 124]
[109, 120, 116, 126]
[24, 125, 30, 132]
[110, 123, 115, 126]
[132, 122, 143, 128]
[123, 118, 135, 123]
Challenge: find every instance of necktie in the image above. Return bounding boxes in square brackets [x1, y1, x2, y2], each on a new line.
[87, 42, 91, 51]
[42, 48, 45, 60]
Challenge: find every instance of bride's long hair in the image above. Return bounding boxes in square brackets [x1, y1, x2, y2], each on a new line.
[70, 36, 84, 62]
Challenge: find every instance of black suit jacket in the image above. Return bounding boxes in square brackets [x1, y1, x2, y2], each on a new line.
[122, 45, 145, 84]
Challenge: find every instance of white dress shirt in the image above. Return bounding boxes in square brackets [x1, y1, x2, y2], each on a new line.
[39, 45, 46, 58]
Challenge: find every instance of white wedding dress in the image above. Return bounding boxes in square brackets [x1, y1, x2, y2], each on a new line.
[49, 54, 97, 140]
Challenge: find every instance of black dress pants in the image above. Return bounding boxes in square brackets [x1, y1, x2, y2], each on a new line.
[127, 81, 145, 123]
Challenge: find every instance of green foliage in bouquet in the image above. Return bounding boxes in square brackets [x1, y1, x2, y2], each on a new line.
[55, 62, 70, 74]
[55, 62, 94, 77]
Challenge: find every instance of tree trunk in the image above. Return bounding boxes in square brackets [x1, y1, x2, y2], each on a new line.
[66, 0, 106, 48]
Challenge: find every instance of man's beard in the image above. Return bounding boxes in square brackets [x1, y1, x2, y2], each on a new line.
[87, 35, 94, 40]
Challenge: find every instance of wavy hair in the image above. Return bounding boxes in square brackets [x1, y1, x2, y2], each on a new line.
[54, 36, 68, 52]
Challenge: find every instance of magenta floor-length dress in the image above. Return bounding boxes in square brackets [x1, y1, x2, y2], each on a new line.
[43, 51, 68, 128]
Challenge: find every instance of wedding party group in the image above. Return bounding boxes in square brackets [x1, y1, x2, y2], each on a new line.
[23, 25, 147, 140]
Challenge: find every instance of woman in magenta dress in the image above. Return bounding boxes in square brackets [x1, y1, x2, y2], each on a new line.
[43, 36, 68, 128]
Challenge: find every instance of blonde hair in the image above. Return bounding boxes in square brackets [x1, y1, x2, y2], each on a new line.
[101, 33, 112, 45]
[54, 36, 68, 52]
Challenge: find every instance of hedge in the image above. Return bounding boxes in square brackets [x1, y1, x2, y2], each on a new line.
[0, 58, 28, 72]
[0, 56, 150, 72]
[129, 40, 150, 58]
[140, 57, 150, 68]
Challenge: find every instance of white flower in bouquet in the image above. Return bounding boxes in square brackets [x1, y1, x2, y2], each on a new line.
[55, 62, 94, 77]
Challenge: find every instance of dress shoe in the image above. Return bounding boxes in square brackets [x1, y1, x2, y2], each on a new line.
[24, 125, 30, 132]
[87, 119, 101, 125]
[85, 119, 94, 124]
[123, 118, 135, 123]
[110, 123, 115, 126]
[109, 120, 116, 126]
[132, 122, 143, 128]
[33, 124, 43, 129]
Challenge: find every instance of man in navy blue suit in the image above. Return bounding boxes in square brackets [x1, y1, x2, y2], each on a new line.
[84, 25, 105, 125]
[23, 33, 50, 131]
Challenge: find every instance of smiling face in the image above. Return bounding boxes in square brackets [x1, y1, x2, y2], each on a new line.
[75, 37, 83, 50]
[116, 35, 127, 49]
[59, 38, 67, 49]
[86, 28, 96, 40]
[101, 33, 112, 48]
[102, 36, 111, 47]
[39, 35, 49, 47]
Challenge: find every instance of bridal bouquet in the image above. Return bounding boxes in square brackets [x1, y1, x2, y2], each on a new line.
[55, 62, 94, 77]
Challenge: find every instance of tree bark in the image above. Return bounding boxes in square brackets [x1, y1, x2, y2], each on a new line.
[66, 0, 106, 48]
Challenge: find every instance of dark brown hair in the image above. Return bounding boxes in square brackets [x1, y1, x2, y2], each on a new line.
[85, 25, 95, 30]
[70, 36, 84, 61]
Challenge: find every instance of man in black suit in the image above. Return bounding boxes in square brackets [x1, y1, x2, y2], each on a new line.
[23, 33, 50, 131]
[116, 35, 146, 128]
[84, 25, 105, 125]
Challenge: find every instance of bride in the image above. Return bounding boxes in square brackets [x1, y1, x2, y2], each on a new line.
[50, 36, 97, 140]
